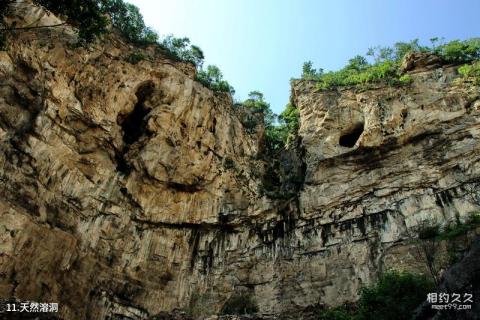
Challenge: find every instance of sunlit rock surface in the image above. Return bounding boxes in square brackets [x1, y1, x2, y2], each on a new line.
[1, 2, 480, 319]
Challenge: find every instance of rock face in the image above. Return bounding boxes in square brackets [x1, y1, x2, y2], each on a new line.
[413, 236, 480, 320]
[1, 2, 480, 320]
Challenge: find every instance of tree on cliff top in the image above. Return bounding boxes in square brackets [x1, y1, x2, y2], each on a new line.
[301, 37, 480, 89]
[196, 65, 235, 95]
[243, 91, 275, 127]
[1, 0, 235, 93]
[240, 91, 299, 151]
[0, 0, 206, 66]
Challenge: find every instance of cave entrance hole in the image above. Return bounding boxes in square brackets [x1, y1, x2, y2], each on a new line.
[339, 122, 364, 148]
[119, 81, 154, 145]
[116, 81, 154, 174]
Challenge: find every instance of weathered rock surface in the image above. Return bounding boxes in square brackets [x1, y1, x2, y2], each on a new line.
[1, 2, 480, 320]
[413, 235, 480, 320]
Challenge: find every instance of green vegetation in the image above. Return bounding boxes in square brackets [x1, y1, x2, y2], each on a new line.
[416, 212, 480, 241]
[434, 38, 480, 62]
[300, 40, 421, 89]
[158, 35, 205, 66]
[196, 65, 235, 94]
[0, 0, 234, 93]
[316, 306, 356, 320]
[35, 0, 206, 65]
[440, 213, 480, 240]
[302, 60, 324, 80]
[239, 91, 300, 150]
[316, 59, 399, 89]
[315, 270, 434, 320]
[30, 0, 158, 44]
[278, 102, 300, 142]
[242, 91, 276, 128]
[102, 0, 157, 44]
[126, 52, 146, 64]
[301, 38, 480, 90]
[458, 61, 480, 84]
[440, 222, 473, 240]
[264, 102, 300, 150]
[356, 270, 434, 320]
[34, 0, 108, 43]
[398, 74, 413, 85]
[412, 212, 480, 283]
[221, 292, 258, 315]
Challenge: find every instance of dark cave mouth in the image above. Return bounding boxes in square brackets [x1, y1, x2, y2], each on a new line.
[119, 82, 154, 145]
[339, 123, 364, 148]
[115, 82, 155, 174]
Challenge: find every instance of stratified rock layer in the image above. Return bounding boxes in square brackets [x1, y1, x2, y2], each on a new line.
[1, 3, 480, 319]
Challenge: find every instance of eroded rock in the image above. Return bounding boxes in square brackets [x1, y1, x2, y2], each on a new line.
[1, 2, 480, 320]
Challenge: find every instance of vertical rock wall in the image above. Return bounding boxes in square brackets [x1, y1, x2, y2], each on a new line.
[1, 2, 480, 319]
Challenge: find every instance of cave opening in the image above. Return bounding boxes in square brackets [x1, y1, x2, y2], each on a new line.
[339, 123, 364, 148]
[116, 82, 154, 174]
[120, 82, 154, 145]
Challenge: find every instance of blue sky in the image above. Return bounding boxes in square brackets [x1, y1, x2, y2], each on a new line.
[127, 0, 480, 114]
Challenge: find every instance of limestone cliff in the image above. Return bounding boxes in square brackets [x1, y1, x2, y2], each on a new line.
[1, 2, 480, 320]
